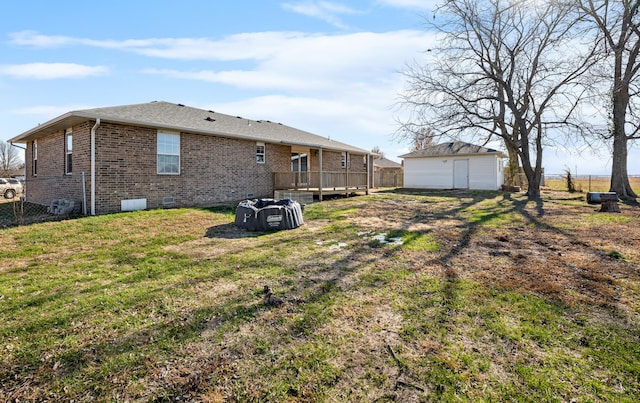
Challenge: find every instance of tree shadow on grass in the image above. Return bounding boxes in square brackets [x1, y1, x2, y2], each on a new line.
[434, 192, 637, 312]
[369, 189, 638, 319]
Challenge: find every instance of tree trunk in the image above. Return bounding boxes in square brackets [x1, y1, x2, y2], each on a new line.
[610, 77, 638, 199]
[526, 173, 542, 199]
[610, 131, 637, 198]
[517, 119, 542, 200]
[529, 124, 545, 200]
[505, 146, 521, 187]
[519, 155, 542, 199]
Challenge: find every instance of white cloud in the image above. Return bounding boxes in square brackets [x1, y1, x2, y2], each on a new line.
[375, 0, 440, 10]
[8, 30, 437, 66]
[281, 1, 362, 29]
[143, 68, 328, 91]
[8, 30, 76, 47]
[141, 30, 437, 93]
[9, 30, 306, 61]
[0, 63, 108, 79]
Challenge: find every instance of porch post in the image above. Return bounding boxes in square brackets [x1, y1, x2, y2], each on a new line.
[345, 152, 349, 197]
[319, 147, 323, 201]
[367, 154, 371, 195]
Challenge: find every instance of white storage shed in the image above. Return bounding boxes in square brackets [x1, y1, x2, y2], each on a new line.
[399, 142, 506, 190]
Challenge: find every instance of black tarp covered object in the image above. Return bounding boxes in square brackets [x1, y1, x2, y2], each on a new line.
[235, 198, 304, 231]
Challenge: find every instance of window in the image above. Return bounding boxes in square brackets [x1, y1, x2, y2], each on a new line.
[157, 132, 180, 174]
[291, 153, 307, 172]
[32, 140, 38, 176]
[341, 152, 350, 169]
[65, 130, 73, 174]
[256, 142, 265, 164]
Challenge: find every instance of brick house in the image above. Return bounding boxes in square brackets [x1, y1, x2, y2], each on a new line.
[9, 101, 372, 215]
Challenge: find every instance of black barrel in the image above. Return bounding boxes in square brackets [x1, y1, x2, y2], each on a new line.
[235, 199, 304, 231]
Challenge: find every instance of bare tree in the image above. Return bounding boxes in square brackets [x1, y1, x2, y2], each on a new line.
[580, 0, 640, 199]
[371, 146, 385, 158]
[0, 141, 22, 176]
[411, 127, 436, 151]
[395, 0, 597, 199]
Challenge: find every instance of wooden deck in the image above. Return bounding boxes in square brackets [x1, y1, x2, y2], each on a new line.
[273, 171, 369, 201]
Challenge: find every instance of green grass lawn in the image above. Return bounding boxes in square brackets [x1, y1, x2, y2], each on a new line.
[1, 191, 639, 401]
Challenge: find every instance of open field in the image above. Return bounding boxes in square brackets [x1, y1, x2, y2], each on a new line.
[544, 175, 640, 194]
[1, 190, 639, 401]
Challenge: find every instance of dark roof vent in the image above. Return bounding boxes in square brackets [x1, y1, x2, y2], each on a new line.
[236, 116, 242, 119]
[205, 117, 216, 122]
[177, 103, 185, 107]
[208, 110, 215, 113]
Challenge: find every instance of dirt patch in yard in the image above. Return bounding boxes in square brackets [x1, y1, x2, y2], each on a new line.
[336, 190, 640, 314]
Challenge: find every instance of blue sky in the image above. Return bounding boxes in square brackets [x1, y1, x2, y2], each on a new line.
[0, 0, 636, 175]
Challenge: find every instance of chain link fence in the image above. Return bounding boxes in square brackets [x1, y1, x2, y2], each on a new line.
[0, 174, 87, 228]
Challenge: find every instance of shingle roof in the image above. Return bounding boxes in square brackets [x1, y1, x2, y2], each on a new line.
[10, 101, 369, 154]
[398, 141, 505, 158]
[373, 156, 402, 169]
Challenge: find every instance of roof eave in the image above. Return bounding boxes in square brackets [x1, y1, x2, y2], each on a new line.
[279, 140, 369, 154]
[9, 111, 370, 154]
[9, 111, 85, 143]
[8, 111, 293, 145]
[400, 151, 506, 158]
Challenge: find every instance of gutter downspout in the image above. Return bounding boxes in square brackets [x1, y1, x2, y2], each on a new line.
[9, 142, 26, 151]
[90, 119, 100, 215]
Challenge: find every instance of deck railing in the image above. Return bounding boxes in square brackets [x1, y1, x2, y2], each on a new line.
[273, 171, 368, 191]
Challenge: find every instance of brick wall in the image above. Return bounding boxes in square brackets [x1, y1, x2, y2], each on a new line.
[24, 122, 91, 209]
[24, 119, 370, 214]
[309, 150, 369, 173]
[92, 122, 291, 213]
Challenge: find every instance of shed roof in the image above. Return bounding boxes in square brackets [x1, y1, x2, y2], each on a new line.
[399, 141, 505, 158]
[9, 101, 369, 154]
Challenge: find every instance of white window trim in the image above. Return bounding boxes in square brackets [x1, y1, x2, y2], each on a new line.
[33, 140, 38, 176]
[256, 142, 266, 164]
[157, 131, 181, 175]
[341, 152, 350, 169]
[65, 129, 73, 175]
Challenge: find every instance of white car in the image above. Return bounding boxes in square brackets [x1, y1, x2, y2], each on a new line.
[0, 178, 23, 199]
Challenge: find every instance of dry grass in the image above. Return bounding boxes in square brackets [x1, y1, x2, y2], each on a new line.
[544, 175, 640, 194]
[1, 190, 639, 401]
